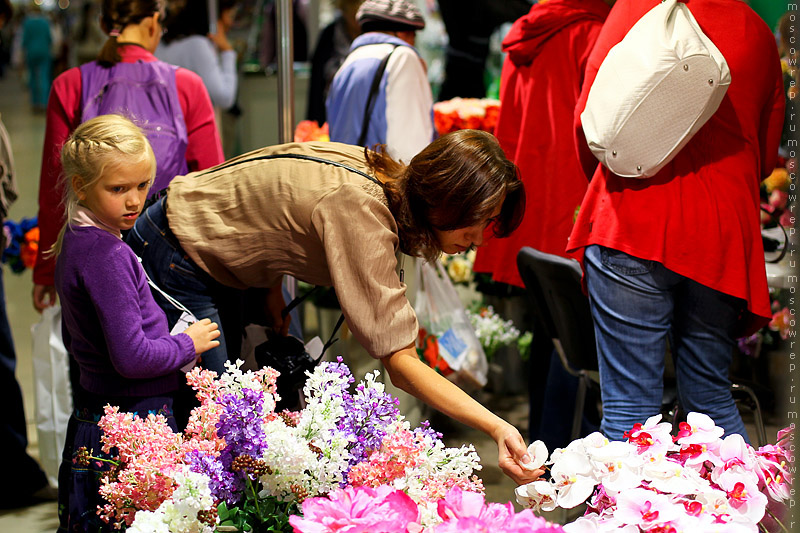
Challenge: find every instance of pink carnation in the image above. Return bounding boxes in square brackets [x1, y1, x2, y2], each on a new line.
[289, 484, 419, 533]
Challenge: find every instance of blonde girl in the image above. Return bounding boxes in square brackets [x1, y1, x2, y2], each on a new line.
[53, 114, 219, 533]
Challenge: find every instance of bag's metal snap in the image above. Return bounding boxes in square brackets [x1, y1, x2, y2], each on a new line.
[683, 64, 689, 71]
[612, 150, 617, 157]
[637, 165, 642, 171]
[708, 79, 714, 86]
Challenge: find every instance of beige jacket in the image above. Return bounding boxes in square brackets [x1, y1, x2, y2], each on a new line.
[167, 141, 417, 358]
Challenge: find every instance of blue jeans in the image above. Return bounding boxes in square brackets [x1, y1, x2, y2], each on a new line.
[126, 198, 232, 374]
[583, 245, 748, 442]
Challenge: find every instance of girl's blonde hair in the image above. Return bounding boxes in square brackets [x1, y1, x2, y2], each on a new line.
[50, 114, 155, 257]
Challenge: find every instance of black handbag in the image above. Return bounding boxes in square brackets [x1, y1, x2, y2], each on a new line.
[254, 286, 345, 411]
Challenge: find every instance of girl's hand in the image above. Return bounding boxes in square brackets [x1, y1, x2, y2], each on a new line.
[493, 421, 545, 485]
[184, 318, 221, 354]
[33, 284, 58, 312]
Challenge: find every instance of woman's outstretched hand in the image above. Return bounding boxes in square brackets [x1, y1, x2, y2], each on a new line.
[493, 421, 545, 485]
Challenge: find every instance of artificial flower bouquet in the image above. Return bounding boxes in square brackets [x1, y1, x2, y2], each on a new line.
[293, 120, 330, 143]
[2, 216, 38, 273]
[515, 412, 794, 533]
[440, 249, 477, 286]
[93, 359, 495, 532]
[433, 97, 501, 136]
[466, 304, 529, 361]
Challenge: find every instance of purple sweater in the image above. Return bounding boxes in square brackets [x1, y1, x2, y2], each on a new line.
[55, 225, 196, 397]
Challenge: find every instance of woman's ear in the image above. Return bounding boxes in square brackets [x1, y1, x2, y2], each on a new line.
[71, 175, 86, 201]
[143, 12, 158, 38]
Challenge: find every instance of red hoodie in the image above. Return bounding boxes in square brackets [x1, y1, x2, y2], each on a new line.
[473, 0, 610, 287]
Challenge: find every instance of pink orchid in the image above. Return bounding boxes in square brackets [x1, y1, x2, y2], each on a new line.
[754, 445, 792, 502]
[614, 487, 682, 529]
[624, 414, 674, 456]
[712, 433, 756, 473]
[715, 469, 768, 524]
[674, 412, 724, 448]
[289, 484, 420, 533]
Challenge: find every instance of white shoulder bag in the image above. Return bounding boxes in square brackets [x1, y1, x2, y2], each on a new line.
[581, 0, 730, 178]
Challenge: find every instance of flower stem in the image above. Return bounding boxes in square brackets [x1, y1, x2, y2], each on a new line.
[87, 455, 120, 467]
[764, 506, 789, 533]
[248, 477, 260, 515]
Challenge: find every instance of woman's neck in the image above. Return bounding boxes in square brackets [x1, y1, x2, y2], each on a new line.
[117, 19, 158, 53]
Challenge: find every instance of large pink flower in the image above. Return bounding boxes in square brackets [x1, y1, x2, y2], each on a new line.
[289, 485, 419, 533]
[436, 485, 502, 522]
[436, 486, 565, 532]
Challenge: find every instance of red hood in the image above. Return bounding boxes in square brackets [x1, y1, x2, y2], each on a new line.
[503, 0, 611, 66]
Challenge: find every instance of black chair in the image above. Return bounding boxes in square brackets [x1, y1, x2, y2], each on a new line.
[516, 246, 767, 447]
[517, 247, 600, 441]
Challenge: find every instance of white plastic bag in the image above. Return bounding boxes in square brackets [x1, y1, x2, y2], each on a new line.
[31, 305, 72, 487]
[415, 261, 488, 390]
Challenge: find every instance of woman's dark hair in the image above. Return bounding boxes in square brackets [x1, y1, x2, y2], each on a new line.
[97, 0, 165, 66]
[161, 0, 238, 43]
[160, 0, 206, 43]
[366, 129, 525, 262]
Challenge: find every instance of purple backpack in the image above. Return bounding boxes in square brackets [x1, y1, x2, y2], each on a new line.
[80, 60, 190, 193]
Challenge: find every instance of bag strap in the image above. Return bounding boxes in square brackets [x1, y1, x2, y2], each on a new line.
[195, 153, 383, 187]
[761, 206, 789, 264]
[136, 257, 194, 316]
[357, 45, 399, 147]
[280, 286, 346, 358]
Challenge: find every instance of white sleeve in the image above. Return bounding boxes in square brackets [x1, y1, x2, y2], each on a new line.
[192, 39, 238, 110]
[384, 47, 434, 164]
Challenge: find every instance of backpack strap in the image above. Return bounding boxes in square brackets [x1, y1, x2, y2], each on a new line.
[357, 45, 399, 147]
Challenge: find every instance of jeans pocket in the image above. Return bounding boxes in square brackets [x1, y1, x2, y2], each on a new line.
[600, 247, 655, 276]
[167, 250, 203, 284]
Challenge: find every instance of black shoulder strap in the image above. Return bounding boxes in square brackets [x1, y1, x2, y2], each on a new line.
[282, 286, 346, 359]
[195, 152, 383, 187]
[357, 45, 399, 147]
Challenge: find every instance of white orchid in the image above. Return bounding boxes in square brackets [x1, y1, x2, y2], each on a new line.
[515, 480, 558, 512]
[550, 450, 597, 508]
[523, 439, 549, 470]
